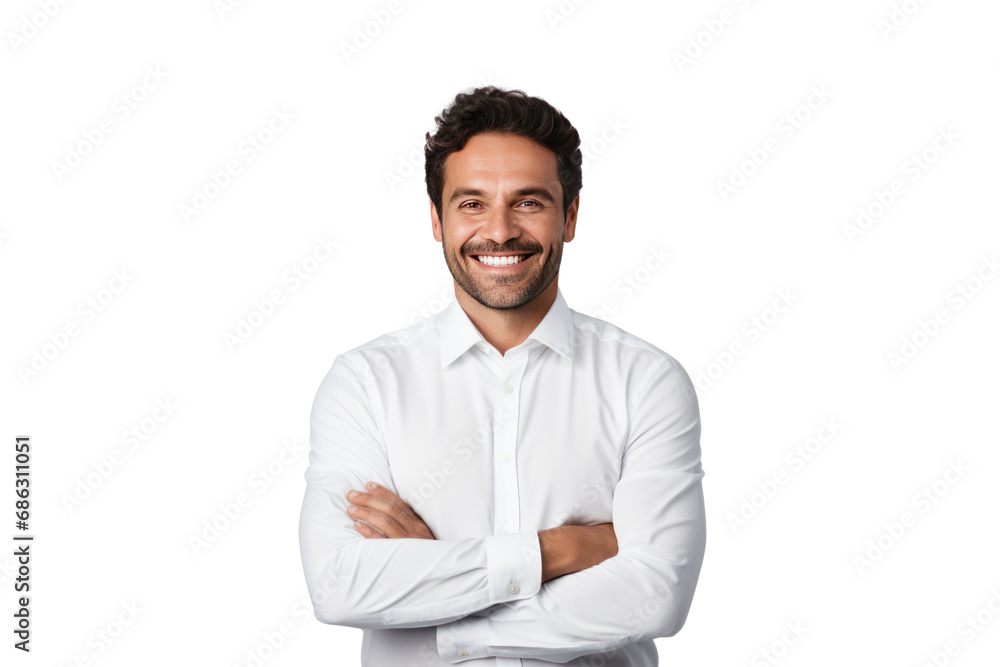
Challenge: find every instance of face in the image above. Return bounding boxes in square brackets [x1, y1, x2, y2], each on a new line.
[431, 132, 578, 310]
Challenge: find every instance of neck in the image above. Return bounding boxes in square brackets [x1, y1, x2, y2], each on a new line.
[455, 278, 558, 356]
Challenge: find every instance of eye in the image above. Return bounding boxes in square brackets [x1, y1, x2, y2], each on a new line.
[459, 201, 482, 209]
[517, 200, 541, 208]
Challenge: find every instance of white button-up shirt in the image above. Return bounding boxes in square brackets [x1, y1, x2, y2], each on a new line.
[299, 287, 706, 665]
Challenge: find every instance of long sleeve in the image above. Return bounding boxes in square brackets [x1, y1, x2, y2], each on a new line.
[298, 354, 543, 630]
[435, 355, 707, 663]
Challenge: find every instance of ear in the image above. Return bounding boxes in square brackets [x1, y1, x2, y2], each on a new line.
[430, 198, 443, 242]
[563, 195, 579, 243]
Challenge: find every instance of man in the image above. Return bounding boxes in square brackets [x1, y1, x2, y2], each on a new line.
[299, 86, 706, 666]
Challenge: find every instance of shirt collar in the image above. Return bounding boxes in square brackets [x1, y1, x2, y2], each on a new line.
[439, 286, 575, 368]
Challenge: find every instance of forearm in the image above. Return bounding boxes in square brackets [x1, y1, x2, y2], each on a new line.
[301, 486, 543, 630]
[538, 524, 617, 583]
[437, 476, 706, 663]
[301, 355, 547, 630]
[421, 523, 617, 632]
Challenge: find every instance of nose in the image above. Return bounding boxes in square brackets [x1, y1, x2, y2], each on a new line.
[479, 205, 521, 246]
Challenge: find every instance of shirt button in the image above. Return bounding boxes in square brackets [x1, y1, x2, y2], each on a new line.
[458, 648, 469, 657]
[503, 384, 514, 394]
[508, 583, 520, 595]
[500, 452, 510, 463]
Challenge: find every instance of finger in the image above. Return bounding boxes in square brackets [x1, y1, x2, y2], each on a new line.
[348, 504, 404, 538]
[365, 488, 429, 535]
[364, 482, 416, 515]
[348, 493, 410, 528]
[352, 485, 418, 524]
[353, 520, 385, 539]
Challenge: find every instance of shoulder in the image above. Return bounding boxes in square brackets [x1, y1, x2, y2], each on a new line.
[568, 308, 696, 408]
[325, 312, 442, 381]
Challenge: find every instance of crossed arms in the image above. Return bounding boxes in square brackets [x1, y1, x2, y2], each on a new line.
[298, 354, 706, 663]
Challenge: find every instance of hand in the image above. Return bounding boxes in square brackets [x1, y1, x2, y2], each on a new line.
[346, 482, 436, 540]
[538, 522, 618, 582]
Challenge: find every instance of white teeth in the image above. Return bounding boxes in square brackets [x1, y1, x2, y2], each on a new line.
[476, 255, 524, 266]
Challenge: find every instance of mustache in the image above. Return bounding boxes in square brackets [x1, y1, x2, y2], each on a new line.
[464, 245, 541, 255]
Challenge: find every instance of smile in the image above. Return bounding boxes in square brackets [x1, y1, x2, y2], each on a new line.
[471, 254, 534, 267]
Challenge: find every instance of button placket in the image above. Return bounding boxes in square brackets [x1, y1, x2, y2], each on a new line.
[492, 348, 529, 539]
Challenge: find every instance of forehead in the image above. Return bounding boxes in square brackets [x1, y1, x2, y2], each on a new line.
[443, 133, 560, 192]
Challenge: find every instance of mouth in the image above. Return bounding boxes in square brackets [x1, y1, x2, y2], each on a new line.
[470, 253, 536, 269]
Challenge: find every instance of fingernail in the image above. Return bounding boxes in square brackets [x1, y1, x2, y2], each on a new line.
[347, 490, 358, 499]
[366, 482, 376, 490]
[347, 506, 357, 514]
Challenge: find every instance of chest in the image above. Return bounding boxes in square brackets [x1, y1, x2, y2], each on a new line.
[380, 355, 630, 537]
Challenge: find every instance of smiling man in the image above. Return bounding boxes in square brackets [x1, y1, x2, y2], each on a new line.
[298, 86, 706, 666]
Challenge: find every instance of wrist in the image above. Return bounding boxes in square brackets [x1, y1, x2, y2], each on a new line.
[538, 526, 578, 583]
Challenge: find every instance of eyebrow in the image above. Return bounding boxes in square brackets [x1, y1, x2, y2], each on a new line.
[448, 187, 557, 206]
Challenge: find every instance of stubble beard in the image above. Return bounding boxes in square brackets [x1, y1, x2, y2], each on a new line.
[443, 238, 562, 310]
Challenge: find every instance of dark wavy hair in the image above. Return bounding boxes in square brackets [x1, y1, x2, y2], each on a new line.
[424, 86, 582, 222]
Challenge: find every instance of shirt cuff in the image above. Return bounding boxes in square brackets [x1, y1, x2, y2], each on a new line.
[484, 530, 542, 603]
[436, 530, 542, 663]
[437, 614, 489, 662]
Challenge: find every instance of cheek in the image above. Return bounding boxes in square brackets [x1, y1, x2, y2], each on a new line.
[453, 230, 490, 253]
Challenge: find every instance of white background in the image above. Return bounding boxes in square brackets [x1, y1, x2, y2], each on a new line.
[2, 0, 999, 665]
